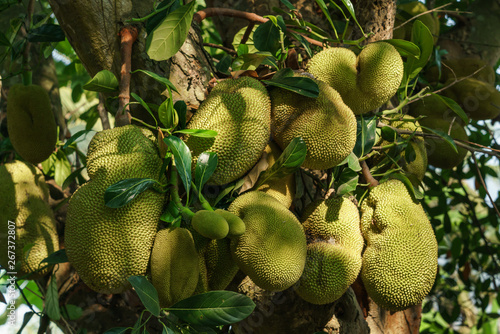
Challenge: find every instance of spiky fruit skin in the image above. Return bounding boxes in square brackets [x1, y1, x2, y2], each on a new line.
[393, 2, 440, 43]
[442, 78, 500, 120]
[7, 84, 57, 164]
[271, 79, 356, 170]
[204, 238, 239, 290]
[418, 117, 468, 169]
[151, 228, 199, 307]
[214, 209, 245, 237]
[295, 197, 363, 304]
[307, 42, 403, 114]
[192, 210, 229, 240]
[65, 125, 165, 294]
[228, 191, 307, 291]
[184, 77, 271, 185]
[360, 179, 438, 311]
[0, 161, 59, 279]
[257, 142, 295, 208]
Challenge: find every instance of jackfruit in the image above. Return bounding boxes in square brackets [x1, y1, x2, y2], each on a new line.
[307, 42, 404, 114]
[295, 197, 363, 304]
[270, 79, 356, 170]
[204, 238, 239, 290]
[257, 142, 295, 208]
[6, 84, 57, 164]
[184, 77, 271, 185]
[360, 179, 438, 311]
[425, 58, 496, 85]
[409, 94, 466, 125]
[191, 210, 229, 240]
[151, 227, 199, 307]
[214, 209, 245, 237]
[393, 2, 440, 43]
[441, 78, 500, 120]
[0, 160, 59, 279]
[228, 191, 307, 291]
[418, 116, 468, 169]
[65, 125, 165, 294]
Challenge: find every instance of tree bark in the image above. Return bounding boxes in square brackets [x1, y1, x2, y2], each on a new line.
[351, 0, 397, 42]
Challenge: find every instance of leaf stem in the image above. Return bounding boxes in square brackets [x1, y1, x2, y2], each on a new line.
[169, 163, 195, 218]
[191, 182, 213, 211]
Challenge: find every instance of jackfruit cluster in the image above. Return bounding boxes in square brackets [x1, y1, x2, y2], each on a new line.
[360, 179, 438, 311]
[151, 227, 199, 307]
[184, 76, 271, 185]
[393, 1, 440, 43]
[7, 84, 57, 164]
[65, 125, 165, 294]
[228, 191, 307, 291]
[0, 160, 59, 279]
[192, 210, 229, 239]
[257, 142, 295, 208]
[203, 237, 240, 290]
[271, 78, 356, 170]
[307, 42, 404, 114]
[295, 197, 363, 305]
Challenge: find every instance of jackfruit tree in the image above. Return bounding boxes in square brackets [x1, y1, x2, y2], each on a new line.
[0, 0, 499, 333]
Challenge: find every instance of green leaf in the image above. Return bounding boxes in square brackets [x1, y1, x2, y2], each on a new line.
[131, 92, 158, 126]
[104, 178, 160, 209]
[62, 167, 86, 190]
[63, 130, 93, 150]
[61, 304, 83, 320]
[346, 152, 362, 172]
[54, 150, 72, 188]
[450, 237, 462, 259]
[353, 116, 377, 157]
[127, 276, 161, 317]
[160, 201, 182, 223]
[232, 52, 272, 71]
[175, 100, 187, 129]
[41, 249, 68, 264]
[279, 0, 296, 10]
[384, 39, 420, 58]
[45, 275, 61, 321]
[146, 1, 196, 61]
[381, 126, 397, 142]
[159, 98, 179, 129]
[0, 31, 11, 46]
[83, 70, 119, 93]
[253, 20, 281, 55]
[403, 20, 434, 83]
[174, 129, 218, 138]
[288, 32, 312, 57]
[273, 68, 294, 80]
[232, 25, 258, 55]
[434, 94, 469, 125]
[387, 173, 423, 200]
[263, 76, 319, 98]
[131, 69, 179, 93]
[256, 137, 306, 187]
[27, 24, 65, 42]
[336, 168, 359, 196]
[16, 311, 34, 334]
[104, 328, 130, 334]
[163, 136, 192, 198]
[404, 141, 416, 163]
[146, 0, 179, 34]
[314, 0, 336, 34]
[421, 125, 459, 154]
[195, 152, 218, 191]
[215, 54, 232, 75]
[166, 291, 255, 326]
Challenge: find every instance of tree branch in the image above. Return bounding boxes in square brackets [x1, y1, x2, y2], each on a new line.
[361, 161, 379, 188]
[116, 26, 138, 128]
[97, 93, 110, 130]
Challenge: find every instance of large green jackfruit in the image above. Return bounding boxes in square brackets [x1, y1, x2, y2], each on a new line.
[204, 238, 240, 290]
[257, 142, 295, 208]
[184, 77, 271, 185]
[307, 42, 403, 114]
[295, 197, 363, 304]
[65, 125, 165, 294]
[151, 228, 199, 307]
[271, 79, 356, 170]
[425, 58, 496, 85]
[228, 191, 307, 291]
[0, 160, 59, 279]
[360, 179, 438, 311]
[409, 94, 466, 125]
[7, 84, 57, 164]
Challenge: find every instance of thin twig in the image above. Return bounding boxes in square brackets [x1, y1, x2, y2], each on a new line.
[393, 3, 451, 31]
[97, 93, 110, 130]
[361, 161, 379, 188]
[470, 153, 500, 218]
[116, 26, 138, 127]
[241, 22, 255, 45]
[203, 43, 237, 55]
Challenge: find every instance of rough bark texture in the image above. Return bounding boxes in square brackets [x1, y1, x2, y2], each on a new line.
[351, 0, 397, 42]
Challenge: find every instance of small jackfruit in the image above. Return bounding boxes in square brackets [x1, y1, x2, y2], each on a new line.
[393, 2, 440, 43]
[425, 58, 496, 85]
[271, 79, 356, 170]
[307, 42, 404, 114]
[6, 84, 57, 164]
[192, 210, 229, 240]
[151, 228, 200, 307]
[214, 209, 245, 237]
[418, 116, 468, 169]
[65, 125, 165, 294]
[295, 197, 363, 304]
[0, 160, 59, 279]
[204, 238, 240, 290]
[228, 191, 307, 291]
[184, 77, 271, 185]
[257, 142, 295, 208]
[360, 179, 438, 311]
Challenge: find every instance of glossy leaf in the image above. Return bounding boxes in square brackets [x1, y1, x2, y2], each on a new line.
[28, 24, 65, 42]
[131, 69, 179, 93]
[128, 276, 161, 317]
[174, 129, 218, 138]
[146, 1, 196, 61]
[63, 130, 93, 150]
[279, 0, 296, 10]
[404, 20, 434, 83]
[421, 126, 459, 154]
[263, 76, 319, 98]
[83, 70, 119, 93]
[195, 152, 218, 191]
[232, 25, 258, 54]
[131, 92, 158, 127]
[146, 0, 179, 34]
[104, 178, 160, 209]
[41, 249, 68, 264]
[160, 201, 182, 223]
[45, 275, 61, 320]
[346, 152, 362, 172]
[434, 94, 469, 125]
[384, 39, 420, 58]
[353, 116, 377, 157]
[314, 0, 336, 33]
[232, 52, 271, 71]
[381, 126, 397, 142]
[215, 54, 232, 75]
[166, 291, 255, 326]
[273, 67, 294, 80]
[61, 304, 83, 320]
[253, 19, 281, 55]
[174, 100, 187, 129]
[336, 168, 359, 196]
[54, 150, 72, 188]
[163, 136, 192, 198]
[159, 98, 179, 129]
